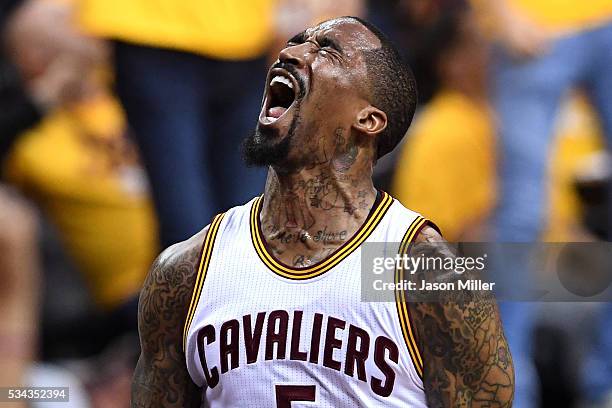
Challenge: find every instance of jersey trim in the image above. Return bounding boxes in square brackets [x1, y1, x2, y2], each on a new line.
[395, 216, 429, 379]
[182, 212, 225, 351]
[250, 191, 393, 280]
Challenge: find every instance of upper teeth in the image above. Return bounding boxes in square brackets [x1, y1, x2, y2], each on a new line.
[270, 75, 294, 89]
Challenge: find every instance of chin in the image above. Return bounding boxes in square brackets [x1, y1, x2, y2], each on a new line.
[242, 127, 292, 168]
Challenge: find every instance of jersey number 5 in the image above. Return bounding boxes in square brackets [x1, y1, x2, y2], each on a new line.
[275, 385, 316, 407]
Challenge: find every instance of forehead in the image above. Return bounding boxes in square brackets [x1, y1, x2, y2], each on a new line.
[305, 18, 381, 52]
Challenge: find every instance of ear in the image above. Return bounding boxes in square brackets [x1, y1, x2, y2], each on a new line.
[353, 106, 387, 136]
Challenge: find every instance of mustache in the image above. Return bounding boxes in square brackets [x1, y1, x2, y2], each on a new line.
[271, 62, 307, 98]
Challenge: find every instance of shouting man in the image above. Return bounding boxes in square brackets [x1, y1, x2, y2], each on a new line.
[131, 17, 514, 407]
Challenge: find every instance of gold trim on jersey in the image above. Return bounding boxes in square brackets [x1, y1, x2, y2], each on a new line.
[182, 212, 225, 352]
[250, 191, 394, 280]
[395, 216, 428, 379]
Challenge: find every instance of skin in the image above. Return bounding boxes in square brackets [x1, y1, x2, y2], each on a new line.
[5, 0, 107, 107]
[409, 227, 515, 407]
[0, 188, 39, 408]
[256, 19, 387, 267]
[132, 17, 514, 407]
[131, 230, 205, 407]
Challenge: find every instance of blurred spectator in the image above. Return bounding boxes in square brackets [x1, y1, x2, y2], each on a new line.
[545, 97, 606, 242]
[390, 5, 610, 407]
[0, 187, 39, 395]
[582, 303, 612, 406]
[3, 86, 158, 312]
[3, 0, 155, 317]
[391, 7, 495, 241]
[474, 0, 612, 240]
[0, 0, 47, 397]
[0, 56, 41, 161]
[0, 0, 36, 137]
[474, 1, 612, 406]
[366, 0, 469, 105]
[3, 0, 107, 114]
[0, 0, 108, 160]
[75, 0, 275, 248]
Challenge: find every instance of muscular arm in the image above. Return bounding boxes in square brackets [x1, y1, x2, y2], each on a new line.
[131, 227, 209, 408]
[408, 226, 514, 407]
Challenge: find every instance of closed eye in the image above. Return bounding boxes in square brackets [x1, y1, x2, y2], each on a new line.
[318, 38, 332, 48]
[317, 36, 342, 53]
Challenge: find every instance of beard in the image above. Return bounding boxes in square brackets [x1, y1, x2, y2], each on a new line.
[242, 128, 291, 167]
[242, 108, 301, 167]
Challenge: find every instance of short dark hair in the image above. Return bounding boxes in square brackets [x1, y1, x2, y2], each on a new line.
[349, 17, 418, 160]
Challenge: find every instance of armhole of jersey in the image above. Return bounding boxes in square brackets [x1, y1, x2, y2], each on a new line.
[395, 216, 439, 379]
[182, 212, 226, 352]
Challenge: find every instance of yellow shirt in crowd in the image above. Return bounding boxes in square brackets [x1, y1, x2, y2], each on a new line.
[392, 91, 496, 241]
[545, 96, 605, 241]
[4, 94, 158, 310]
[76, 0, 276, 60]
[509, 0, 612, 33]
[392, 91, 604, 242]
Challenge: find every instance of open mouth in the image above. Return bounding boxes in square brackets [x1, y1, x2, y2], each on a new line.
[260, 69, 298, 125]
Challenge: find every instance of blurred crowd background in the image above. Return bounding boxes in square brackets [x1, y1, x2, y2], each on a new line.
[0, 0, 611, 406]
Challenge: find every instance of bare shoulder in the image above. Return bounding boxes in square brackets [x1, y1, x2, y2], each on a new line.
[414, 225, 444, 243]
[411, 225, 457, 263]
[131, 226, 210, 408]
[138, 226, 210, 329]
[152, 226, 210, 280]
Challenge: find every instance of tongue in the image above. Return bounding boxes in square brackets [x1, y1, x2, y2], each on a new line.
[268, 106, 287, 119]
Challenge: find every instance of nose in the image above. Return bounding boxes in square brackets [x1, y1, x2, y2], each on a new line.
[278, 42, 311, 68]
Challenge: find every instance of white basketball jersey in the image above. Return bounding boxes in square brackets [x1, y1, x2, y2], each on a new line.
[184, 191, 430, 407]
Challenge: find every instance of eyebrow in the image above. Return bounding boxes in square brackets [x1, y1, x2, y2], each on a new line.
[287, 30, 343, 53]
[287, 31, 307, 44]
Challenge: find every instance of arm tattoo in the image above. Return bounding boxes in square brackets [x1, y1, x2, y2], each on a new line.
[131, 229, 209, 408]
[407, 227, 515, 407]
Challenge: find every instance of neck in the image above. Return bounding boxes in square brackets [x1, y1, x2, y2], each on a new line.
[259, 151, 377, 267]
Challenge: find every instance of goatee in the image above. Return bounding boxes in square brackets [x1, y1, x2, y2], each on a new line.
[242, 111, 300, 167]
[242, 126, 292, 167]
